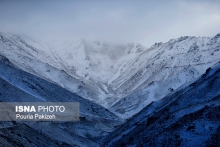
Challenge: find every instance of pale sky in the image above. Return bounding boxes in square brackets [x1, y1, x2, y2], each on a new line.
[0, 0, 220, 47]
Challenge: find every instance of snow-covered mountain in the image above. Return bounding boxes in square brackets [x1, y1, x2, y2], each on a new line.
[0, 32, 220, 119]
[1, 32, 220, 146]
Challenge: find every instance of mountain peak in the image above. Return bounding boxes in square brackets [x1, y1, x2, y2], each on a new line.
[207, 33, 220, 46]
[213, 33, 220, 39]
[151, 42, 163, 47]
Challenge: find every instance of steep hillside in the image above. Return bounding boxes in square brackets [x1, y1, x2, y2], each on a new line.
[0, 56, 123, 147]
[101, 63, 220, 146]
[110, 34, 220, 118]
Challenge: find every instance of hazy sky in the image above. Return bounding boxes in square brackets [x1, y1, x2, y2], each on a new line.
[0, 0, 220, 47]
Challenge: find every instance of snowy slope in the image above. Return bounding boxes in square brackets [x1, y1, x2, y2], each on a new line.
[101, 63, 220, 147]
[0, 32, 147, 107]
[50, 39, 147, 105]
[110, 34, 220, 118]
[0, 57, 123, 147]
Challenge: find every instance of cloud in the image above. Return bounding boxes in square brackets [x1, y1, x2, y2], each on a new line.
[0, 0, 220, 47]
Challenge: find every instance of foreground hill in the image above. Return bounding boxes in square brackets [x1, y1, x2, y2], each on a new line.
[101, 63, 220, 146]
[0, 56, 122, 147]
